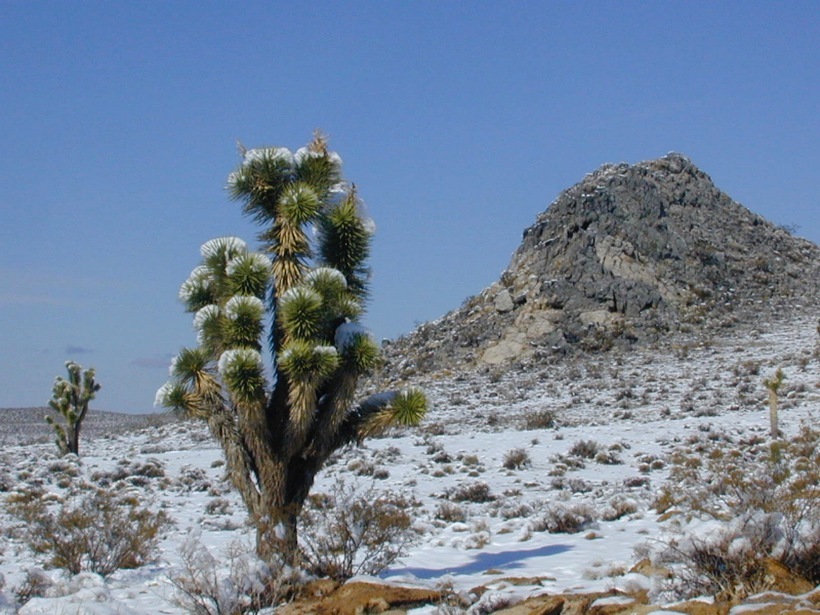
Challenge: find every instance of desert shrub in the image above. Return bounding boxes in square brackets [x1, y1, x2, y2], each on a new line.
[502, 448, 531, 470]
[204, 498, 232, 516]
[8, 486, 171, 578]
[445, 481, 494, 503]
[569, 439, 600, 459]
[169, 531, 302, 615]
[650, 424, 820, 598]
[90, 458, 166, 486]
[523, 409, 556, 430]
[549, 453, 585, 471]
[601, 495, 639, 521]
[175, 465, 212, 492]
[531, 503, 597, 534]
[623, 475, 651, 489]
[14, 568, 53, 605]
[496, 502, 534, 520]
[299, 480, 418, 581]
[436, 502, 467, 523]
[594, 449, 622, 465]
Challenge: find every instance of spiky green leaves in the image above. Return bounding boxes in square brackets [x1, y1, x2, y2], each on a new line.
[179, 266, 215, 311]
[390, 388, 427, 426]
[293, 140, 342, 195]
[278, 341, 339, 384]
[355, 388, 427, 441]
[224, 295, 266, 349]
[279, 183, 321, 225]
[319, 193, 372, 300]
[155, 381, 198, 415]
[335, 323, 380, 374]
[227, 252, 272, 299]
[279, 287, 323, 341]
[182, 239, 271, 353]
[181, 238, 271, 314]
[278, 267, 363, 345]
[157, 348, 222, 419]
[218, 348, 266, 404]
[228, 147, 295, 222]
[201, 237, 247, 271]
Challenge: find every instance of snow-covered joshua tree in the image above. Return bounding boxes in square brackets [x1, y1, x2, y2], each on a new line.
[156, 133, 426, 563]
[46, 361, 101, 457]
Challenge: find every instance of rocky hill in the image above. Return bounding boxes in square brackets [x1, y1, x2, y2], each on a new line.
[380, 153, 819, 381]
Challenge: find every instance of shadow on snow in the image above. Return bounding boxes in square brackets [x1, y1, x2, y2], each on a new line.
[382, 543, 573, 580]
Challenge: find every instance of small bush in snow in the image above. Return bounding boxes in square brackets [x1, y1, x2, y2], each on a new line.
[175, 465, 212, 492]
[531, 503, 597, 534]
[204, 498, 232, 516]
[299, 480, 417, 581]
[14, 568, 53, 606]
[8, 486, 171, 578]
[523, 408, 556, 430]
[594, 449, 622, 465]
[169, 532, 300, 614]
[601, 495, 639, 521]
[435, 502, 467, 523]
[90, 458, 166, 487]
[569, 439, 600, 459]
[502, 448, 531, 470]
[446, 481, 494, 503]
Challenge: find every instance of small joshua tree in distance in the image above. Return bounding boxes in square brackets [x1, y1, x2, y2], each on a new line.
[156, 132, 427, 564]
[46, 361, 101, 456]
[763, 368, 785, 439]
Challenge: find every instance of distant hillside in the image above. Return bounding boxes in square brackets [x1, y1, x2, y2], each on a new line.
[380, 153, 819, 380]
[0, 407, 175, 447]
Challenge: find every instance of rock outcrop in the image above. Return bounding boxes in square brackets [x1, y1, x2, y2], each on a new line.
[380, 154, 819, 380]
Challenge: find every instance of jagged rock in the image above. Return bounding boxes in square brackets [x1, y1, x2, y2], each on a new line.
[377, 153, 820, 381]
[495, 289, 516, 313]
[275, 581, 440, 615]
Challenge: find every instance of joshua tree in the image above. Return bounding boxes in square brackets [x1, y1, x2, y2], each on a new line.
[763, 368, 785, 439]
[156, 133, 427, 563]
[46, 361, 101, 456]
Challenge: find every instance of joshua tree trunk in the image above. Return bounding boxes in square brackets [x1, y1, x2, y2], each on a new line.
[768, 389, 778, 439]
[764, 368, 785, 440]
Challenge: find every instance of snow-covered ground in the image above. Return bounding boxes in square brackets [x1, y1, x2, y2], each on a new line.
[0, 314, 817, 614]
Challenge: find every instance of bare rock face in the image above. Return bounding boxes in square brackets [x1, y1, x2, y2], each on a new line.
[380, 153, 820, 380]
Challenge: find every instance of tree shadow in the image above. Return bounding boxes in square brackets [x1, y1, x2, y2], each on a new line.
[382, 543, 573, 579]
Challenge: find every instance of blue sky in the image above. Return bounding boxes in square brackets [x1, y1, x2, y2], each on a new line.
[1, 2, 817, 413]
